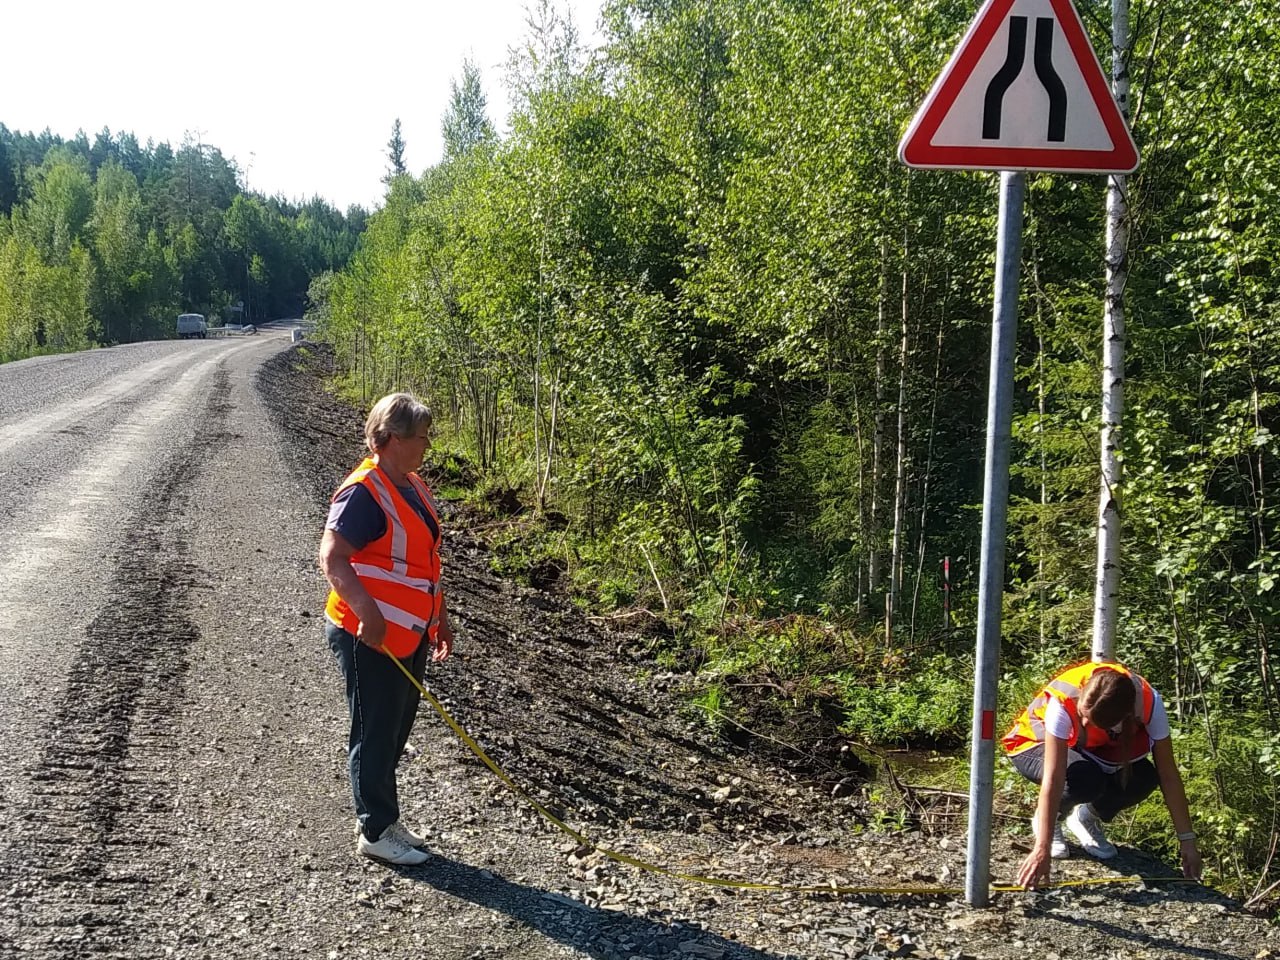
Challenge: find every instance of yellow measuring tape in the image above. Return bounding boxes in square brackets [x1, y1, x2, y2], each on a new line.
[385, 650, 1186, 897]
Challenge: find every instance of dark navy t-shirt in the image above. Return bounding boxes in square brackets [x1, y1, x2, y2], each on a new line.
[325, 481, 438, 550]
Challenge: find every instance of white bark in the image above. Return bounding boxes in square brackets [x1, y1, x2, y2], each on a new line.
[869, 237, 889, 597]
[888, 253, 910, 637]
[910, 291, 946, 642]
[533, 225, 547, 511]
[1038, 331, 1047, 652]
[1092, 0, 1130, 663]
[1032, 253, 1047, 651]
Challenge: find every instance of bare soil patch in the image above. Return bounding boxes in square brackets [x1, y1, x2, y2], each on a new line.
[249, 341, 1280, 959]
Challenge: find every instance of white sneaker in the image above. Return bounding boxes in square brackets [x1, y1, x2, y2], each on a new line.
[1031, 817, 1069, 859]
[387, 820, 427, 848]
[1065, 803, 1118, 859]
[354, 820, 427, 848]
[358, 827, 431, 865]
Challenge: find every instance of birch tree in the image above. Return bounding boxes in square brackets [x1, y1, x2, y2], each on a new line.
[1091, 0, 1131, 662]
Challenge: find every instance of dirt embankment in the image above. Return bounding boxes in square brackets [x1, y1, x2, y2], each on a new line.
[254, 341, 1277, 960]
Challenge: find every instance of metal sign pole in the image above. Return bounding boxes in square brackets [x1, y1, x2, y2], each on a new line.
[965, 170, 1026, 907]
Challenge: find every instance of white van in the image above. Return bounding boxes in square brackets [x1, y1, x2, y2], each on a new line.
[177, 313, 208, 339]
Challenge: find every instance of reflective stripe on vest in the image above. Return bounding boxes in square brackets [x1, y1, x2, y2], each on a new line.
[351, 562, 438, 594]
[374, 597, 430, 633]
[1002, 662, 1154, 759]
[325, 459, 442, 658]
[363, 469, 409, 575]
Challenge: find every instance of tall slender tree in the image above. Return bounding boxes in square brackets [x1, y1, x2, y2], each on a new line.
[1091, 0, 1132, 662]
[442, 60, 496, 160]
[384, 119, 408, 184]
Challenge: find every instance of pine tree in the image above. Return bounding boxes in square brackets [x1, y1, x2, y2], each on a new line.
[384, 119, 408, 185]
[442, 61, 494, 160]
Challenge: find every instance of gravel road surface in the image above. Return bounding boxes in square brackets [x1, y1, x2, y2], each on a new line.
[0, 332, 1274, 959]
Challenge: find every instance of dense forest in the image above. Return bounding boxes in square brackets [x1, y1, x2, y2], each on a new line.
[310, 0, 1277, 898]
[0, 125, 365, 360]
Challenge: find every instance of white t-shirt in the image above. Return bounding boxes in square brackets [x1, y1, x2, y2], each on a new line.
[1044, 691, 1170, 772]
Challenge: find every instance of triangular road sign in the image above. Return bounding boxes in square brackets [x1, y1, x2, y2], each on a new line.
[899, 0, 1138, 173]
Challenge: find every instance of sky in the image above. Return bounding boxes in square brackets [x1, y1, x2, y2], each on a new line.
[4, 0, 604, 213]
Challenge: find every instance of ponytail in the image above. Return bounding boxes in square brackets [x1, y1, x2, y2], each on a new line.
[1117, 713, 1135, 787]
[1079, 667, 1139, 786]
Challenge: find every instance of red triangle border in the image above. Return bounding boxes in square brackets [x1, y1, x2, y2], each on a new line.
[900, 0, 1138, 173]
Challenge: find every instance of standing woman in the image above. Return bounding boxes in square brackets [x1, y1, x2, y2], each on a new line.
[319, 393, 454, 866]
[1002, 661, 1202, 889]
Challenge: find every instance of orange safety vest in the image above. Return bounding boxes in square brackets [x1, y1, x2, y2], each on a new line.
[324, 458, 443, 658]
[1002, 661, 1156, 763]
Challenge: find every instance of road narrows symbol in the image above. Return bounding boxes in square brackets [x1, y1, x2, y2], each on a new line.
[982, 17, 1068, 143]
[982, 16, 1027, 140]
[899, 0, 1139, 173]
[1033, 18, 1068, 142]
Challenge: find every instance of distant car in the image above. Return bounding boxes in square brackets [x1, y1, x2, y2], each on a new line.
[177, 313, 208, 339]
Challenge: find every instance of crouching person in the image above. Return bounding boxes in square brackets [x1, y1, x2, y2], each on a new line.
[1002, 660, 1202, 889]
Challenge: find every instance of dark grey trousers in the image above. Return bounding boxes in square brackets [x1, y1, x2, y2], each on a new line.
[326, 621, 428, 841]
[1010, 743, 1160, 821]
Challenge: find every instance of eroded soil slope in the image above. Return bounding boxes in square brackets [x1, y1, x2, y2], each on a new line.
[252, 340, 1278, 960]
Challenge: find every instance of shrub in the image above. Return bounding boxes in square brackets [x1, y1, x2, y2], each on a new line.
[831, 654, 972, 747]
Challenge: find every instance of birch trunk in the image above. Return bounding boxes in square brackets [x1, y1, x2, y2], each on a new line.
[1038, 332, 1048, 652]
[852, 382, 868, 616]
[533, 227, 548, 513]
[888, 244, 910, 640]
[1249, 377, 1277, 725]
[538, 374, 561, 511]
[1091, 0, 1130, 663]
[869, 237, 889, 600]
[1032, 254, 1048, 652]
[910, 291, 945, 644]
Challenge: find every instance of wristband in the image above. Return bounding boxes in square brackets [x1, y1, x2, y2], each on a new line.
[1177, 830, 1197, 842]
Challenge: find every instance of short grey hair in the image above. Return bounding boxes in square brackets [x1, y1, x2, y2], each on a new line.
[364, 393, 433, 453]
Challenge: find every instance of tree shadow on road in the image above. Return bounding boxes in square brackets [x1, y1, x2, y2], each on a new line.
[397, 853, 796, 960]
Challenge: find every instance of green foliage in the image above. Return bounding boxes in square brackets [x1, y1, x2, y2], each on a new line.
[0, 125, 364, 362]
[385, 119, 408, 183]
[691, 682, 729, 732]
[0, 232, 97, 361]
[313, 0, 1280, 898]
[681, 615, 969, 748]
[832, 654, 971, 747]
[442, 61, 495, 160]
[1111, 722, 1278, 897]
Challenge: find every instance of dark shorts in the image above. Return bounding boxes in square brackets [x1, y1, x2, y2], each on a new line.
[1009, 743, 1160, 820]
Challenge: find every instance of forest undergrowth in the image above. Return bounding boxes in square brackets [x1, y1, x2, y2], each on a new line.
[309, 0, 1279, 914]
[416, 437, 1278, 912]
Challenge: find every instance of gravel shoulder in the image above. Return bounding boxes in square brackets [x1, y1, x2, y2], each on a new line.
[252, 341, 1278, 960]
[1, 335, 1274, 959]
